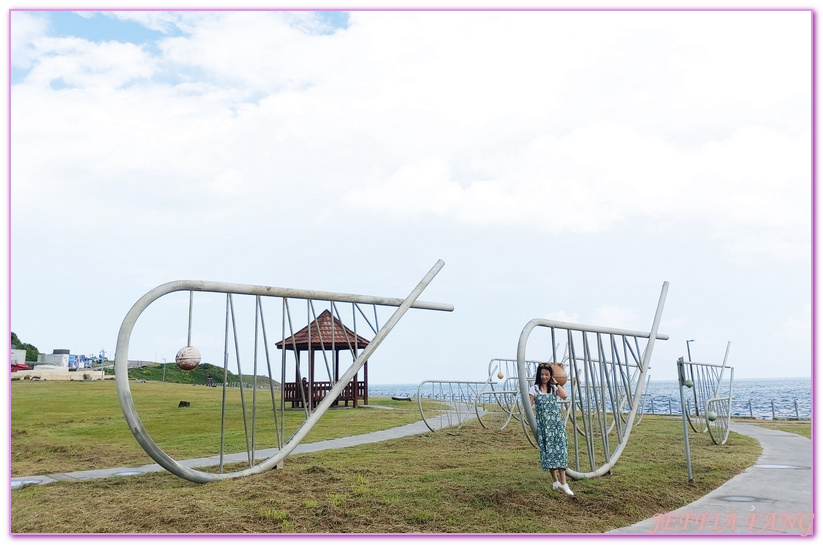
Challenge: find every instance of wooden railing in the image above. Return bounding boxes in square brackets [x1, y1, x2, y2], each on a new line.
[283, 380, 367, 408]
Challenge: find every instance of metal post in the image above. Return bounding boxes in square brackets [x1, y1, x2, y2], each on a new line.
[749, 399, 753, 418]
[668, 398, 672, 415]
[677, 357, 693, 483]
[771, 400, 776, 420]
[795, 400, 799, 419]
[686, 340, 698, 417]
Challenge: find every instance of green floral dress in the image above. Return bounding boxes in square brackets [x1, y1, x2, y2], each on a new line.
[531, 385, 568, 471]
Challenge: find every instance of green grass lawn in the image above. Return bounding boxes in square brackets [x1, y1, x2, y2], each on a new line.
[751, 420, 812, 439]
[11, 380, 445, 476]
[10, 381, 765, 534]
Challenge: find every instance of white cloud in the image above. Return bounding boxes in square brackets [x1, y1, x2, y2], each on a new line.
[589, 306, 641, 332]
[669, 12, 810, 109]
[156, 12, 327, 92]
[106, 11, 194, 34]
[12, 10, 810, 244]
[661, 316, 686, 333]
[10, 12, 49, 70]
[544, 311, 580, 324]
[24, 37, 154, 89]
[777, 304, 812, 345]
[342, 120, 810, 260]
[342, 157, 462, 220]
[211, 168, 247, 197]
[17, 11, 807, 230]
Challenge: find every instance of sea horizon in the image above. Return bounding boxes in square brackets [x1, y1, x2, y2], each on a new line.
[369, 376, 811, 420]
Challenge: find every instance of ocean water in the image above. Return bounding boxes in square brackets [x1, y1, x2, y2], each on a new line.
[641, 377, 811, 419]
[370, 377, 812, 420]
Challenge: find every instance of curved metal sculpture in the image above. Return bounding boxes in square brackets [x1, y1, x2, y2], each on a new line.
[480, 356, 648, 448]
[115, 261, 452, 483]
[474, 358, 543, 431]
[517, 282, 669, 479]
[633, 374, 651, 426]
[678, 342, 734, 444]
[416, 380, 487, 431]
[557, 355, 649, 438]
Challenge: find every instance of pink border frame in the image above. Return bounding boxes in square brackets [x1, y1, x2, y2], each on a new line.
[6, 7, 816, 539]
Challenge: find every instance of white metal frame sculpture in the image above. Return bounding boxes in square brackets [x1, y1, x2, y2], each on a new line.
[474, 358, 544, 431]
[517, 357, 649, 452]
[115, 261, 452, 483]
[678, 342, 734, 445]
[416, 380, 487, 431]
[517, 282, 669, 479]
[559, 355, 648, 435]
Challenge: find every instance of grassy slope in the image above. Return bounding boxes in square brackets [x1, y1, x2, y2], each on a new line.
[125, 362, 274, 386]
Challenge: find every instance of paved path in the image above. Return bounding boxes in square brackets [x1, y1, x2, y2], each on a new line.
[12, 416, 812, 536]
[608, 421, 813, 536]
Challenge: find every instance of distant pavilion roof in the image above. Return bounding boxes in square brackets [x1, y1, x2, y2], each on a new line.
[275, 309, 371, 351]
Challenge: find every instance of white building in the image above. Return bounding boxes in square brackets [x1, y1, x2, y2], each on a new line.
[38, 353, 70, 367]
[11, 349, 26, 365]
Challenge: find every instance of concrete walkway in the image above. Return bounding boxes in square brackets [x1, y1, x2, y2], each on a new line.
[608, 421, 813, 536]
[11, 417, 812, 536]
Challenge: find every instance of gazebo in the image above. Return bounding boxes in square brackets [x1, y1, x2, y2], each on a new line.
[275, 309, 370, 409]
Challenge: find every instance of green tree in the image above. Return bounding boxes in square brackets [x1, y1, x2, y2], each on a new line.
[11, 332, 39, 362]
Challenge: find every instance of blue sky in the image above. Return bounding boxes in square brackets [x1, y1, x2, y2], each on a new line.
[12, 10, 351, 85]
[9, 9, 813, 384]
[21, 9, 349, 43]
[13, 11, 168, 84]
[48, 11, 178, 42]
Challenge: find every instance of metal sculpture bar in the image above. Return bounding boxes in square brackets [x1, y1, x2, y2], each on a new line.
[678, 342, 734, 445]
[475, 358, 544, 432]
[559, 354, 648, 437]
[115, 260, 452, 483]
[416, 380, 487, 431]
[480, 357, 645, 444]
[517, 282, 669, 479]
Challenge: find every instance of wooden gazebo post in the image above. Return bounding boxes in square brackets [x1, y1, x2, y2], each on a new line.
[309, 349, 315, 408]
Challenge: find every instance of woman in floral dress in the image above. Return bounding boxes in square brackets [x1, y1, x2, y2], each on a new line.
[529, 363, 573, 496]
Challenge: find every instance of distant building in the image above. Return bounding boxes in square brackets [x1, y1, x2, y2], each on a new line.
[34, 350, 91, 369]
[38, 353, 69, 367]
[11, 349, 26, 366]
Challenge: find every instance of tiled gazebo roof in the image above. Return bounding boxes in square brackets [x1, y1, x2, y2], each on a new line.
[275, 310, 371, 351]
